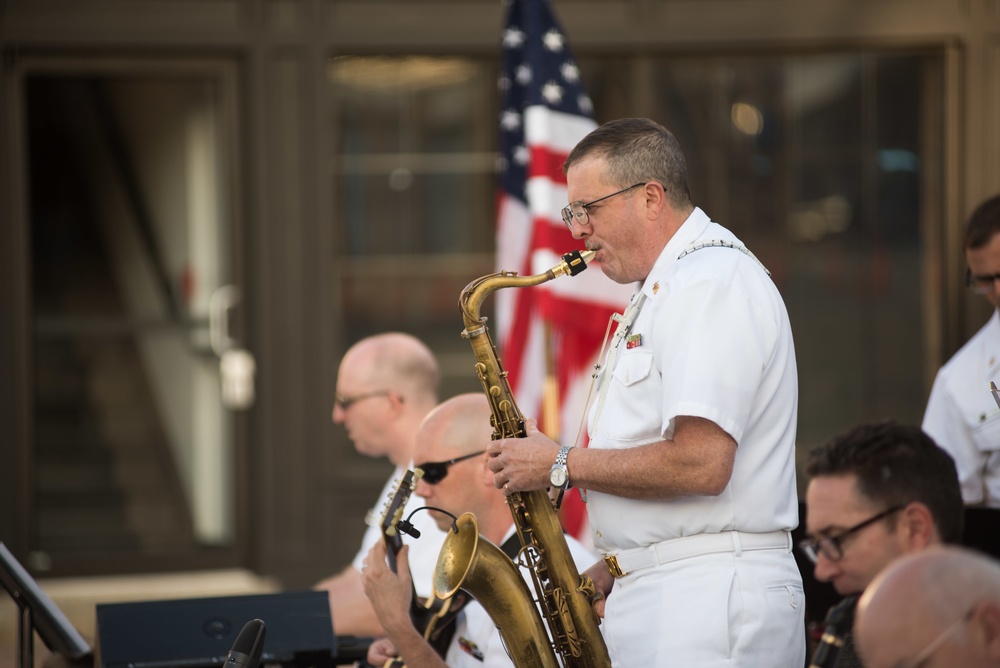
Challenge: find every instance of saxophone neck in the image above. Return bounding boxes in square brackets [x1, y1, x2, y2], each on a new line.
[460, 250, 594, 328]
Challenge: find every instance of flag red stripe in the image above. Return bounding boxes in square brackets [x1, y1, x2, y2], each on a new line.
[527, 145, 569, 184]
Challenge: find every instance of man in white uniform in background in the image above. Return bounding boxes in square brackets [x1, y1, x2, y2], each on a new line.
[488, 117, 804, 666]
[923, 193, 1000, 508]
[361, 393, 597, 667]
[314, 332, 447, 636]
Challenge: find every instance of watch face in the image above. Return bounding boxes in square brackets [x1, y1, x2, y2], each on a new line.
[550, 467, 568, 488]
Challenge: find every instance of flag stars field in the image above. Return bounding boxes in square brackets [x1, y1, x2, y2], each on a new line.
[516, 63, 532, 85]
[541, 81, 563, 105]
[560, 61, 580, 83]
[512, 144, 530, 166]
[500, 109, 521, 131]
[503, 26, 526, 48]
[542, 28, 565, 52]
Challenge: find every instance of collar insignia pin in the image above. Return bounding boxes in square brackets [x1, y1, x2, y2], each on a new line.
[652, 281, 659, 295]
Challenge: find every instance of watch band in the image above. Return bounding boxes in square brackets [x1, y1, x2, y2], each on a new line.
[551, 445, 571, 489]
[555, 445, 570, 468]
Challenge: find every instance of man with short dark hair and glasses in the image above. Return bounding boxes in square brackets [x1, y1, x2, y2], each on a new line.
[923, 193, 1000, 508]
[855, 546, 1000, 668]
[802, 421, 965, 667]
[314, 332, 447, 637]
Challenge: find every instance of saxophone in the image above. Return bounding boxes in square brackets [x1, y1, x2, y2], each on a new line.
[433, 250, 612, 668]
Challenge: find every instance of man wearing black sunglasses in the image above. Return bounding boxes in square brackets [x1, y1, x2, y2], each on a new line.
[360, 393, 597, 667]
[923, 193, 1000, 509]
[802, 421, 964, 667]
[314, 332, 447, 638]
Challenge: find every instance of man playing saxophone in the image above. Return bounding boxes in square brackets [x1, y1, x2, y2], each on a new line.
[361, 393, 597, 667]
[487, 118, 805, 666]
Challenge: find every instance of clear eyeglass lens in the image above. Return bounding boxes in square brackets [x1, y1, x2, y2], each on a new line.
[562, 203, 587, 230]
[973, 280, 995, 294]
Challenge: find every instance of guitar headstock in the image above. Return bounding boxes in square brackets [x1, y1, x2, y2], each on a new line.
[377, 469, 424, 571]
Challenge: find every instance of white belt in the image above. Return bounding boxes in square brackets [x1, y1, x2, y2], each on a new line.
[603, 530, 791, 578]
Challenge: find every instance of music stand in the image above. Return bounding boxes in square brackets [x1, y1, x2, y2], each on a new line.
[0, 542, 92, 668]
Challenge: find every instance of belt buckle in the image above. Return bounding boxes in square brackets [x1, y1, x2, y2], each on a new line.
[604, 554, 627, 578]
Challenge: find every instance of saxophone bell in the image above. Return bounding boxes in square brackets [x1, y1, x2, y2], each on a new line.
[435, 513, 560, 668]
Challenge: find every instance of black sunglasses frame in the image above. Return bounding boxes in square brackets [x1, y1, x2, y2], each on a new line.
[416, 450, 487, 485]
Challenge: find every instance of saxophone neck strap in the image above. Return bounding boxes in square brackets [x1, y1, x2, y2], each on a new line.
[500, 532, 521, 560]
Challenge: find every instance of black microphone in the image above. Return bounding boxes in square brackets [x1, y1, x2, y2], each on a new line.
[223, 619, 266, 668]
[396, 519, 421, 538]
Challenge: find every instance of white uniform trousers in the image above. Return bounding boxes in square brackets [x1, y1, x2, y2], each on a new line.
[602, 548, 805, 666]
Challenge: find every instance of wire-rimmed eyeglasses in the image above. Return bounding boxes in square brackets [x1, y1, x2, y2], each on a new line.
[964, 268, 1000, 295]
[798, 504, 905, 564]
[334, 390, 393, 411]
[560, 182, 646, 231]
[902, 606, 976, 668]
[416, 450, 487, 485]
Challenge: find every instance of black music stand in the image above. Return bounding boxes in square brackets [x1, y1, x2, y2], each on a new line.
[0, 542, 93, 668]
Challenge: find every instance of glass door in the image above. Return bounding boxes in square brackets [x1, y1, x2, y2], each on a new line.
[16, 59, 245, 574]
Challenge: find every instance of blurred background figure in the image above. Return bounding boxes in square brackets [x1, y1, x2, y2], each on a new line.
[314, 333, 447, 637]
[923, 194, 1000, 509]
[855, 546, 1000, 668]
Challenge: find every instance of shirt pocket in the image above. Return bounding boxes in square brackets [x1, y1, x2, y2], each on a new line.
[611, 349, 653, 387]
[970, 412, 1000, 454]
[605, 349, 659, 443]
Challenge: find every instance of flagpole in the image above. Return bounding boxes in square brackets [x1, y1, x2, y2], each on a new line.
[541, 321, 561, 442]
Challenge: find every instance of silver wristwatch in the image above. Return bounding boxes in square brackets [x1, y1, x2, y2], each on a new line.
[549, 445, 571, 489]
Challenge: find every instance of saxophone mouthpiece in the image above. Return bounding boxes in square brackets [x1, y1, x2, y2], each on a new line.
[558, 249, 595, 277]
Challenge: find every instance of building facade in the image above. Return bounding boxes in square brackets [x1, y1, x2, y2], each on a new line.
[1, 0, 998, 586]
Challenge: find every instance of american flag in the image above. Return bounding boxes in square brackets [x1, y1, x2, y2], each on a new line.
[495, 0, 632, 536]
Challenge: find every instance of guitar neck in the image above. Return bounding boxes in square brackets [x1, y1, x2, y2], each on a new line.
[385, 534, 402, 574]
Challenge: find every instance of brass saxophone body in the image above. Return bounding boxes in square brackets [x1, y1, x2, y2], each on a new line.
[434, 250, 611, 667]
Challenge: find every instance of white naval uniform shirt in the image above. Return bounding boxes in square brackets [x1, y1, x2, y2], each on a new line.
[585, 208, 804, 666]
[922, 309, 1000, 507]
[352, 465, 447, 600]
[587, 207, 799, 550]
[443, 527, 599, 667]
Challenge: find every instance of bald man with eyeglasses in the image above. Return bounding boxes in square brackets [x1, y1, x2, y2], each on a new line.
[923, 194, 1000, 509]
[314, 332, 448, 637]
[854, 546, 1000, 668]
[801, 421, 965, 667]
